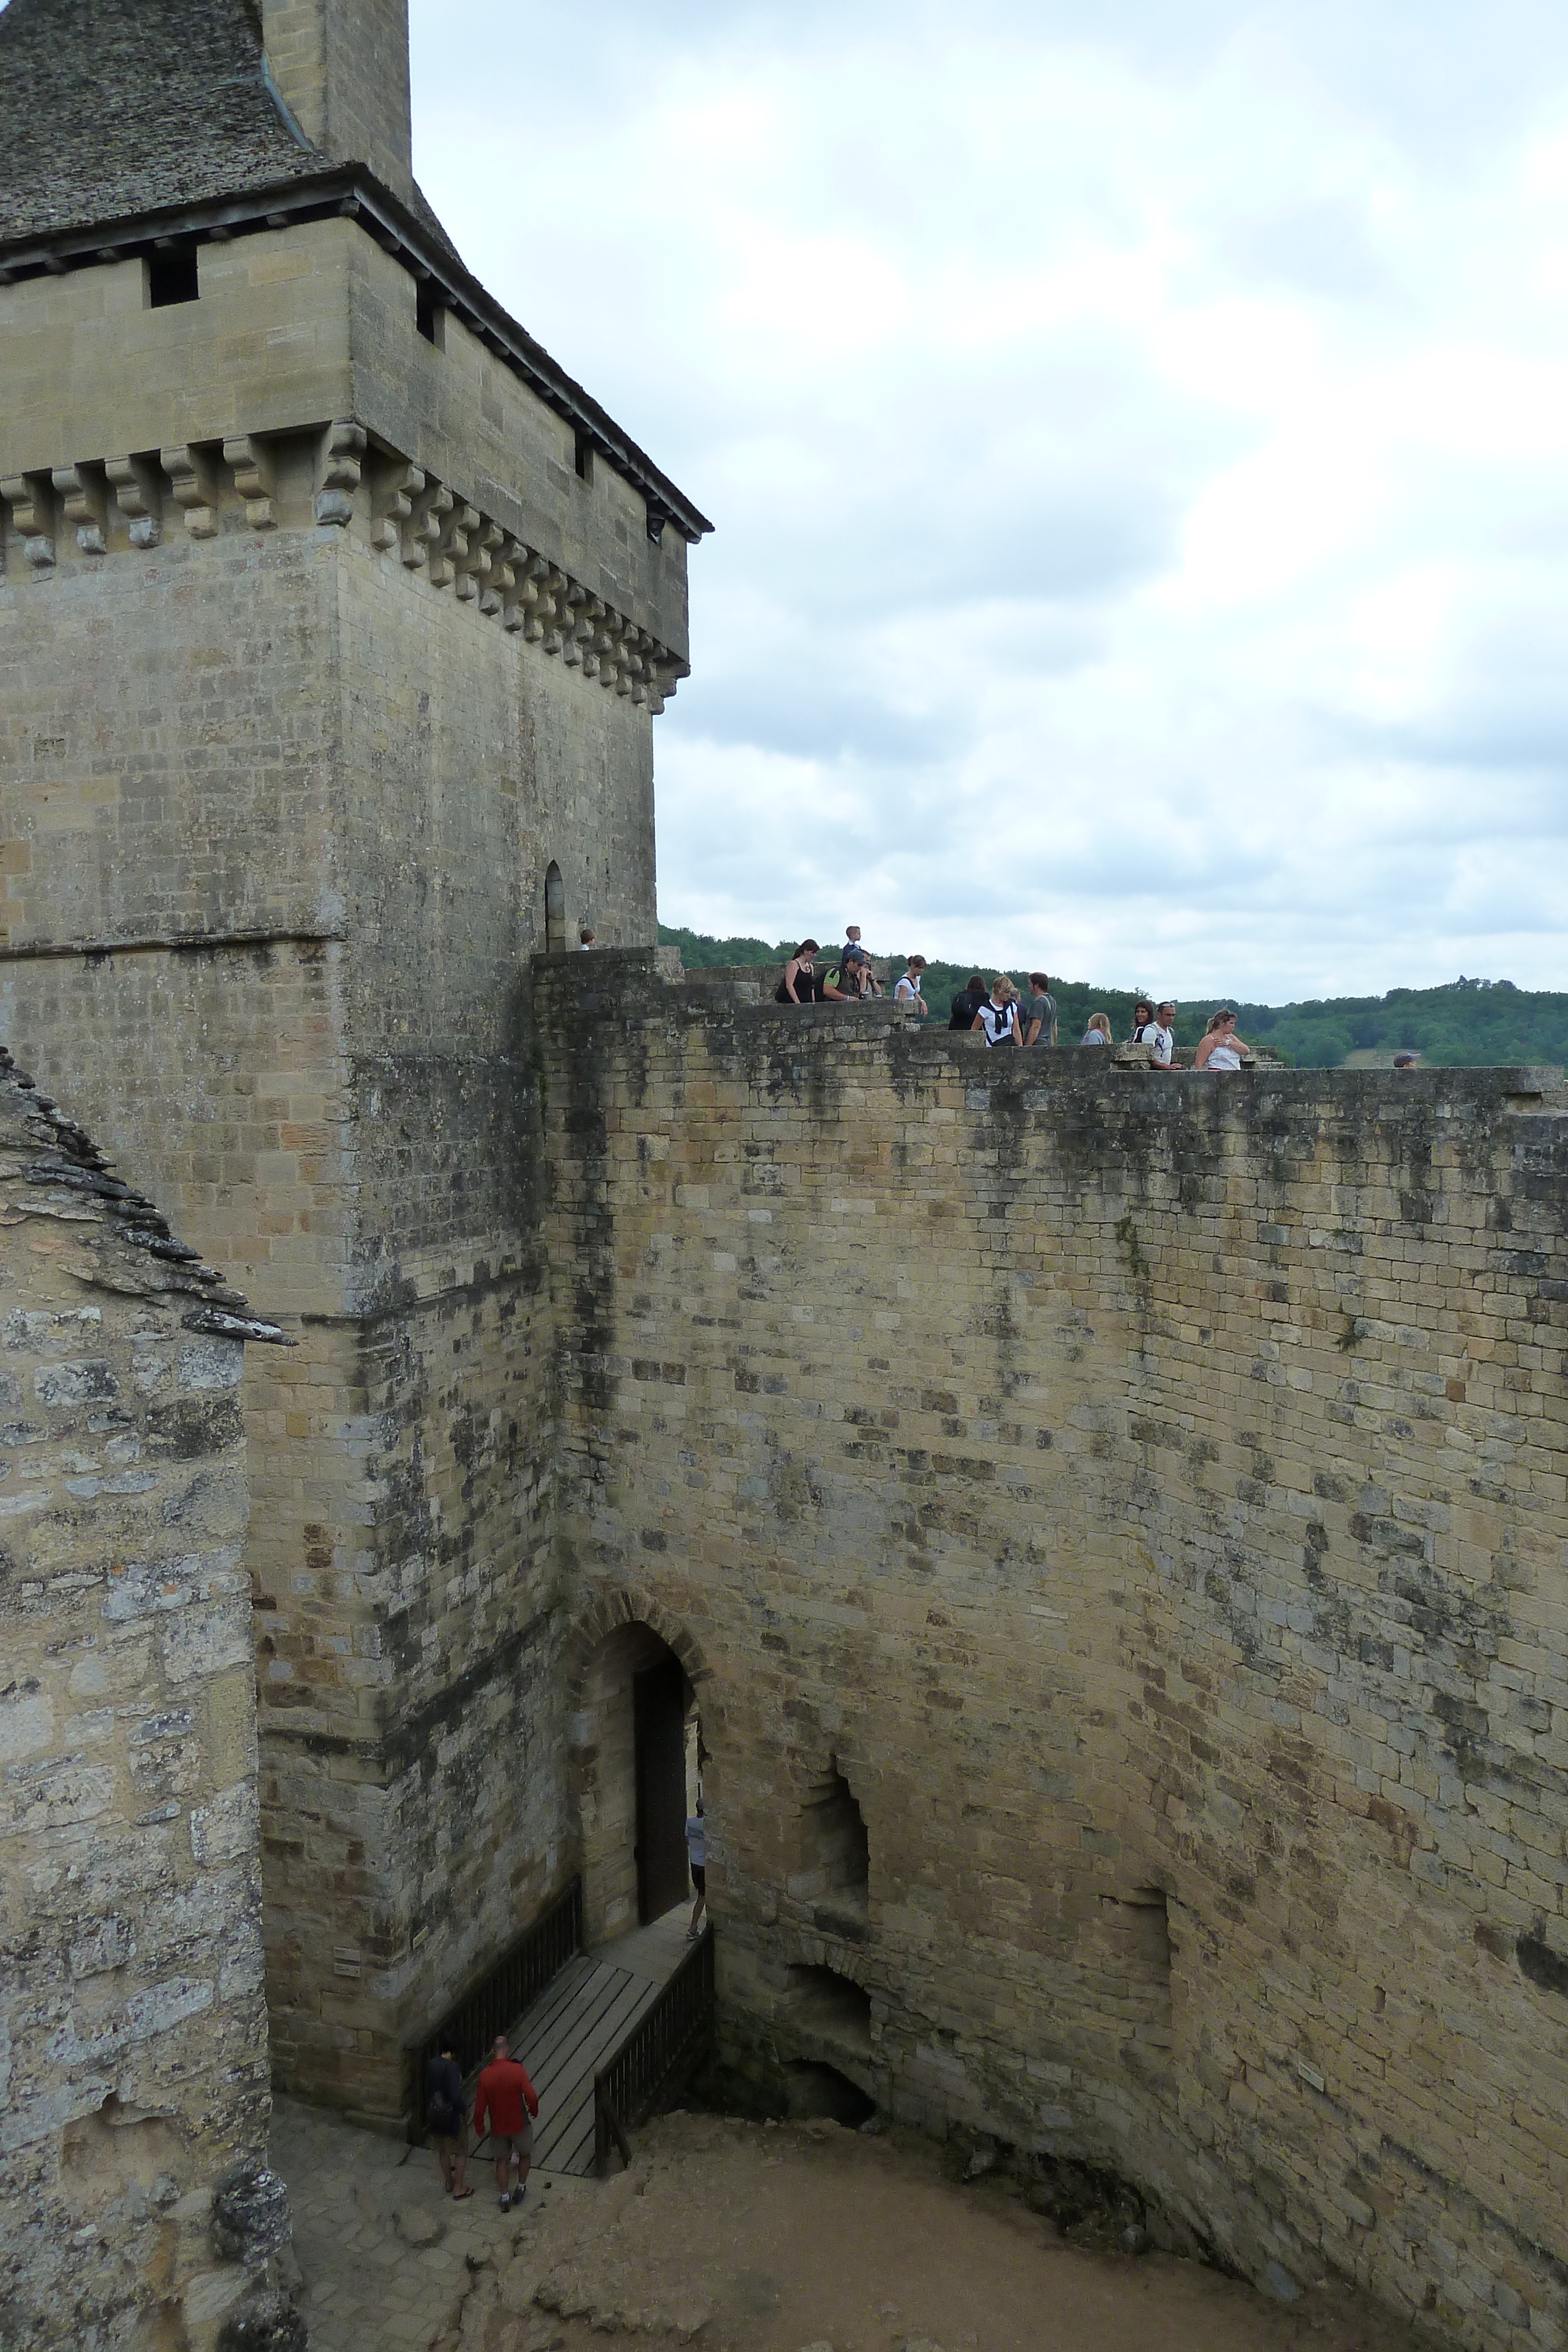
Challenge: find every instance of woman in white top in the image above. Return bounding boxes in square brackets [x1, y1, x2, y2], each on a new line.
[1081, 1012, 1112, 1046]
[1194, 1008, 1252, 1070]
[972, 978, 1022, 1047]
[894, 956, 928, 1016]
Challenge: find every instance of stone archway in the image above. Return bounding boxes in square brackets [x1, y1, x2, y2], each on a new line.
[566, 1586, 712, 1946]
[564, 1582, 710, 1700]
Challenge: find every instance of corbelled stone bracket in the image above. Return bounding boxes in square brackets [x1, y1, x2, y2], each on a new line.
[4, 421, 691, 713]
[105, 454, 163, 549]
[51, 464, 109, 556]
[161, 444, 223, 539]
[223, 437, 278, 530]
[371, 457, 424, 552]
[316, 420, 366, 526]
[0, 474, 57, 571]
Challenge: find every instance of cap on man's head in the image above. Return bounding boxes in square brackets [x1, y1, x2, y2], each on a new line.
[1158, 1000, 1176, 1014]
[1393, 1051, 1417, 1067]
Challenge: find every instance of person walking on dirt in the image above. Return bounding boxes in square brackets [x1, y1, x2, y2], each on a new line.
[425, 2035, 473, 2200]
[686, 1800, 707, 1940]
[473, 2033, 540, 2211]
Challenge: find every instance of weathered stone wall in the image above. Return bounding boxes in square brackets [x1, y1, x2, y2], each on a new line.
[0, 1054, 297, 2351]
[534, 951, 1568, 2352]
[0, 204, 679, 2116]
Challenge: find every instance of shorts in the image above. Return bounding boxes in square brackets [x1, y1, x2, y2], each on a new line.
[690, 1863, 706, 1895]
[491, 2124, 535, 2160]
[432, 2120, 467, 2156]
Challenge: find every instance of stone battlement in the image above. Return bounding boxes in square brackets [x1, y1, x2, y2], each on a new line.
[531, 946, 1568, 2348]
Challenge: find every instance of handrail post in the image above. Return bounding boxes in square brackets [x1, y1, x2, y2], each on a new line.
[591, 1924, 716, 2174]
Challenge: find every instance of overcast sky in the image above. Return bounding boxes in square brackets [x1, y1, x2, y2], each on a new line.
[409, 0, 1568, 998]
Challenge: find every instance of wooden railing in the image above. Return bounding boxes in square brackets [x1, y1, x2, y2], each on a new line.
[408, 1876, 582, 2138]
[593, 1925, 716, 2173]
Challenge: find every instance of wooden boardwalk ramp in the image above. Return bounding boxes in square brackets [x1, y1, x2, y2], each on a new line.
[479, 1906, 691, 2178]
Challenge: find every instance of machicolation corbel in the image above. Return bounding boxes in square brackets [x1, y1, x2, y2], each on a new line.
[1, 473, 56, 570]
[223, 437, 278, 530]
[51, 464, 108, 555]
[315, 420, 366, 526]
[105, 454, 163, 547]
[407, 477, 452, 571]
[371, 458, 425, 552]
[161, 444, 222, 539]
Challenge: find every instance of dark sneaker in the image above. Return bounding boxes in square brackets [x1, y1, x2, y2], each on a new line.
[514, 2183, 527, 2206]
[499, 2191, 510, 2213]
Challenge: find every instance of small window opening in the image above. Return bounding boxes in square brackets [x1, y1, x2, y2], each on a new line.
[574, 429, 594, 483]
[783, 2060, 875, 2127]
[544, 859, 566, 955]
[416, 279, 440, 345]
[148, 247, 200, 309]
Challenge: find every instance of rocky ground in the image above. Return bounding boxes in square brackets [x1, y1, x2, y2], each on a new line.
[275, 2101, 1428, 2352]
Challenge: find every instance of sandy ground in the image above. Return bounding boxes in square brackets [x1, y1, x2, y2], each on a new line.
[276, 2099, 1427, 2352]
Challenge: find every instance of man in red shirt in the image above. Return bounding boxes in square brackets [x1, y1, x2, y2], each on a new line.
[473, 2033, 540, 2211]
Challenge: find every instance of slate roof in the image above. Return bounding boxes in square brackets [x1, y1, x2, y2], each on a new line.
[0, 0, 456, 257]
[0, 1043, 289, 1345]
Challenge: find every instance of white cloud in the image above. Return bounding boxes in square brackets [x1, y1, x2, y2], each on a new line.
[410, 0, 1568, 995]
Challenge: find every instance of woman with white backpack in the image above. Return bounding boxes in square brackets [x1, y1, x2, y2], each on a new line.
[971, 977, 1023, 1048]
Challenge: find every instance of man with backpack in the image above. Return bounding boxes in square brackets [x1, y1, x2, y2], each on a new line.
[424, 2035, 473, 2199]
[835, 925, 879, 997]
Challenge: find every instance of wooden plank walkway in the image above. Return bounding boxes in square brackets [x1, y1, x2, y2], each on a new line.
[467, 1907, 693, 2178]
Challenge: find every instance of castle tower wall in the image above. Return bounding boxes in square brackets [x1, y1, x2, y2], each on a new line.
[533, 951, 1568, 2352]
[0, 101, 700, 2113]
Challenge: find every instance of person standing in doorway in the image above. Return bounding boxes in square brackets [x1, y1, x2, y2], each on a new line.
[425, 2036, 473, 2200]
[473, 2033, 540, 2212]
[686, 1800, 707, 1940]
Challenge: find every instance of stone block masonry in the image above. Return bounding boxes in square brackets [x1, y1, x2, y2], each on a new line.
[0, 155, 698, 2119]
[0, 1048, 299, 2351]
[533, 950, 1568, 2352]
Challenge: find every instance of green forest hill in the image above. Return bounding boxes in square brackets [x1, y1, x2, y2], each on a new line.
[657, 924, 1567, 1070]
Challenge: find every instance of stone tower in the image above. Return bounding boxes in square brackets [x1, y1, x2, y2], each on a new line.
[0, 0, 709, 2119]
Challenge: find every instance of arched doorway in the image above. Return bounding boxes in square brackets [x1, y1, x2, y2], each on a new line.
[574, 1618, 699, 1945]
[544, 858, 566, 953]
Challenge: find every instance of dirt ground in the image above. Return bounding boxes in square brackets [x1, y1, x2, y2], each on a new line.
[416, 2112, 1427, 2352]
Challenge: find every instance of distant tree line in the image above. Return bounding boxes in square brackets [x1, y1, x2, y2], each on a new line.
[656, 930, 1566, 1068]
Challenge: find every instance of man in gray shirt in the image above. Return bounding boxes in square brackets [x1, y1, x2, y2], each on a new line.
[1023, 973, 1058, 1047]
